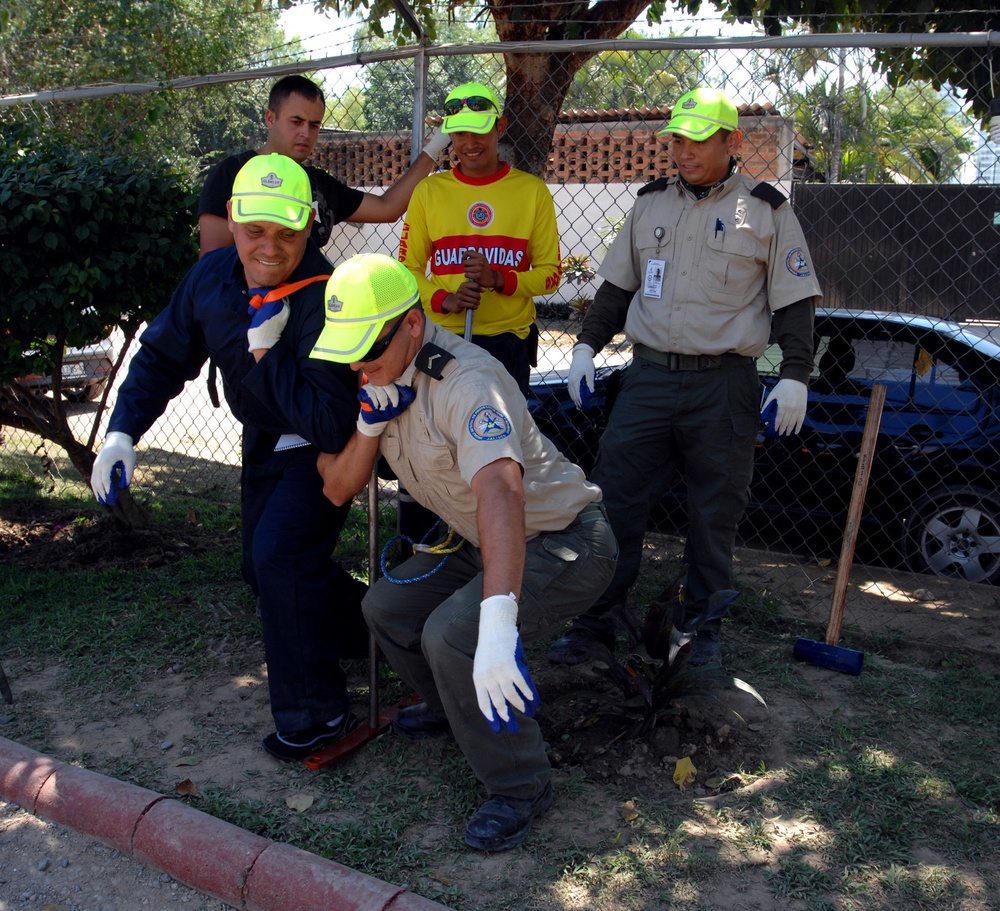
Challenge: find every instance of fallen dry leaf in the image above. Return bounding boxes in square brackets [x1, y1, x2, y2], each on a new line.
[174, 778, 199, 797]
[285, 793, 315, 812]
[621, 799, 639, 822]
[673, 756, 697, 789]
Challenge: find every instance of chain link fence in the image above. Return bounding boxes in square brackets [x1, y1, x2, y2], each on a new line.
[3, 34, 1000, 658]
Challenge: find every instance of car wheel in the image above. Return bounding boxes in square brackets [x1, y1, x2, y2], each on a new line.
[902, 485, 1000, 585]
[64, 378, 108, 404]
[82, 377, 109, 402]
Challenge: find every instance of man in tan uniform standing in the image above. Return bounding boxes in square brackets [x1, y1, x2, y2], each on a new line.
[548, 86, 822, 669]
[311, 253, 617, 851]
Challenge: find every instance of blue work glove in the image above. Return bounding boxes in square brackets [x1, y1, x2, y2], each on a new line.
[760, 378, 808, 436]
[357, 382, 415, 437]
[247, 297, 290, 352]
[91, 431, 136, 507]
[473, 594, 540, 734]
[567, 343, 596, 410]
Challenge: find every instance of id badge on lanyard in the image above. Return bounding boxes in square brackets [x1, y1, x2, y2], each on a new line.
[644, 258, 666, 299]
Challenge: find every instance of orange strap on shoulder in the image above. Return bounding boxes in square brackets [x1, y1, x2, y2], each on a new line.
[248, 274, 330, 310]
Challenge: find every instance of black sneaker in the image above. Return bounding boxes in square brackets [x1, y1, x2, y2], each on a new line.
[464, 782, 554, 852]
[261, 712, 360, 761]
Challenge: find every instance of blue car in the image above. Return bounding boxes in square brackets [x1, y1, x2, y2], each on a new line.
[529, 309, 1000, 585]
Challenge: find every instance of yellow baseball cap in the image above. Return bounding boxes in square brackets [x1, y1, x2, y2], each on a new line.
[310, 254, 421, 364]
[230, 153, 313, 231]
[442, 82, 502, 134]
[659, 88, 739, 140]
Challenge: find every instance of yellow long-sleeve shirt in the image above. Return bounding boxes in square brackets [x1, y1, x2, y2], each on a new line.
[398, 163, 562, 339]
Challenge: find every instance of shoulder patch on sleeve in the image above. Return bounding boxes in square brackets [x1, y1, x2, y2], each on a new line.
[637, 177, 670, 197]
[415, 343, 456, 380]
[750, 182, 787, 210]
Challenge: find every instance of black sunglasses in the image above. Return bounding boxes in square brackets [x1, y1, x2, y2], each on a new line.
[359, 313, 407, 362]
[443, 95, 498, 117]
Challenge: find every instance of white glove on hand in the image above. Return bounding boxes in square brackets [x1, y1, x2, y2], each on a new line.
[473, 594, 540, 735]
[761, 378, 808, 437]
[567, 343, 596, 409]
[247, 299, 290, 352]
[422, 127, 451, 159]
[91, 431, 136, 507]
[356, 382, 415, 437]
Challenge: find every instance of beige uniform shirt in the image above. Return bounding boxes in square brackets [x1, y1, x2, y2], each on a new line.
[598, 172, 822, 357]
[378, 323, 601, 545]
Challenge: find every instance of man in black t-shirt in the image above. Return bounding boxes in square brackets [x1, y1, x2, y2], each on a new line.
[198, 75, 449, 256]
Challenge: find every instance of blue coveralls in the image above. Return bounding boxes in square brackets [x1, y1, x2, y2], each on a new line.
[108, 243, 360, 732]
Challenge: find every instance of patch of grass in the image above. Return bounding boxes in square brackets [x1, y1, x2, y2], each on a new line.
[196, 787, 292, 842]
[2, 547, 252, 694]
[766, 852, 838, 898]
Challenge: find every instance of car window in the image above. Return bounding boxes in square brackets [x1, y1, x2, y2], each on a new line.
[814, 330, 978, 415]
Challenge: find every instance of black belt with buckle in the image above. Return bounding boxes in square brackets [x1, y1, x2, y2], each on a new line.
[633, 344, 756, 372]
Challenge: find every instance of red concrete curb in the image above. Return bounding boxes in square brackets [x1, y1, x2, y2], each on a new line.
[0, 736, 451, 911]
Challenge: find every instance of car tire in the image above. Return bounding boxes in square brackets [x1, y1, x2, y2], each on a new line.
[902, 484, 1000, 585]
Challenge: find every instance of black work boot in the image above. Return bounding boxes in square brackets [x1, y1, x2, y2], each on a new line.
[465, 782, 554, 851]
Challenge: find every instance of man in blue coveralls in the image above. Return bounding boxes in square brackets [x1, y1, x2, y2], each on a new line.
[91, 154, 365, 760]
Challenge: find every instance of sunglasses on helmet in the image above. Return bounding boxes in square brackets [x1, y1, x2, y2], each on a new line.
[442, 95, 498, 117]
[359, 312, 407, 362]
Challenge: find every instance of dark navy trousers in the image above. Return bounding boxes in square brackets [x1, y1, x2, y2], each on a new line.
[241, 443, 362, 732]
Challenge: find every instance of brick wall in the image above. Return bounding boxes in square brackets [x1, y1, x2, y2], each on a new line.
[313, 104, 797, 190]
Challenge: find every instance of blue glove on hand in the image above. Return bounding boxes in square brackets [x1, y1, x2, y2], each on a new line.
[91, 431, 136, 507]
[247, 297, 290, 352]
[357, 382, 416, 437]
[473, 594, 541, 735]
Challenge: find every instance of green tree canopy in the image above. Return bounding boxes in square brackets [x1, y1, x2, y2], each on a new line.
[0, 0, 292, 168]
[689, 0, 998, 122]
[280, 0, 995, 175]
[791, 79, 975, 184]
[339, 15, 502, 132]
[286, 0, 678, 175]
[0, 124, 198, 484]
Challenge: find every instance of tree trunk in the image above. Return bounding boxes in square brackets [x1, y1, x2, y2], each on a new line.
[0, 384, 151, 529]
[489, 0, 652, 176]
[501, 52, 577, 176]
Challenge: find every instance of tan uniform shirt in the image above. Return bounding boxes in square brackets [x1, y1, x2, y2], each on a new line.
[598, 172, 822, 357]
[378, 323, 601, 544]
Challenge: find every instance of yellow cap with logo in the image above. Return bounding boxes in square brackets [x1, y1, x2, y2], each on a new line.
[310, 254, 420, 363]
[442, 82, 502, 134]
[230, 153, 313, 231]
[659, 88, 739, 140]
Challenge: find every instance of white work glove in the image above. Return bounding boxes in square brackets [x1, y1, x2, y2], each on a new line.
[247, 299, 290, 352]
[91, 431, 136, 507]
[567, 343, 596, 409]
[356, 382, 415, 437]
[422, 127, 451, 159]
[472, 594, 540, 735]
[761, 378, 808, 437]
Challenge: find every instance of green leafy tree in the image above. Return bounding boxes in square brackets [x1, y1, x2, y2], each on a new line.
[0, 124, 197, 496]
[283, 0, 689, 176]
[356, 17, 501, 131]
[279, 0, 995, 176]
[696, 0, 999, 124]
[790, 78, 975, 184]
[0, 0, 291, 168]
[564, 33, 706, 110]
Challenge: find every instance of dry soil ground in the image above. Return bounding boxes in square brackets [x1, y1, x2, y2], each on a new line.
[2, 509, 998, 911]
